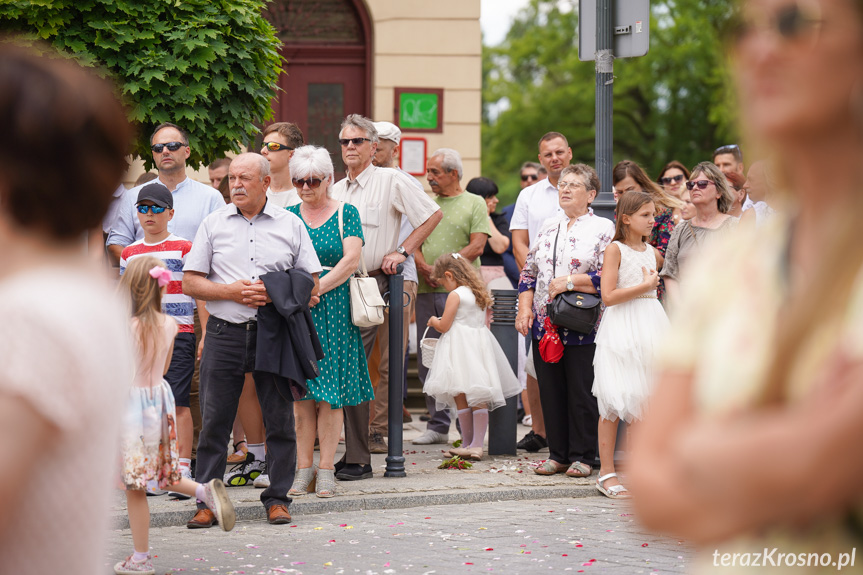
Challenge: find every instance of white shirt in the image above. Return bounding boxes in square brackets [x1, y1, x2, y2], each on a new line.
[330, 163, 439, 271]
[267, 187, 301, 208]
[509, 178, 564, 248]
[107, 176, 224, 248]
[101, 184, 126, 233]
[396, 167, 423, 284]
[184, 201, 323, 323]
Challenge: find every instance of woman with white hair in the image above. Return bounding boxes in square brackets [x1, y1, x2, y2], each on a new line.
[285, 145, 374, 498]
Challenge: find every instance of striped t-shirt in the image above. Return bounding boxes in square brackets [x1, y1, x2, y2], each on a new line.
[120, 234, 194, 333]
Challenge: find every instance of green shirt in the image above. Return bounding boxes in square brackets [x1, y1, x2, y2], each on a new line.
[419, 191, 491, 293]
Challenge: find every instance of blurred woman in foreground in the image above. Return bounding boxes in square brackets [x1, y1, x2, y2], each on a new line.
[632, 0, 863, 568]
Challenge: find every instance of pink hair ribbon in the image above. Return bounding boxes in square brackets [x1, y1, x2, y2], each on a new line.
[149, 265, 172, 287]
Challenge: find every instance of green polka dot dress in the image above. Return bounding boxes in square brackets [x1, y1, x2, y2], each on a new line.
[287, 202, 374, 408]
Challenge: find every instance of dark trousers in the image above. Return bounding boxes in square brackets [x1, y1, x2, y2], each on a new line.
[532, 339, 599, 465]
[415, 292, 452, 434]
[196, 316, 296, 510]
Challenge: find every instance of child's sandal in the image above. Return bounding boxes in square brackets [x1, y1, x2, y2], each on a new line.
[316, 468, 336, 498]
[288, 466, 316, 496]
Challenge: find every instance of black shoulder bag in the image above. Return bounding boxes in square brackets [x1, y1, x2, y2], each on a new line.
[545, 224, 602, 334]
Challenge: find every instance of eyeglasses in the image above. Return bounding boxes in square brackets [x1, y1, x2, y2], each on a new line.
[660, 174, 685, 186]
[151, 141, 185, 153]
[521, 173, 539, 182]
[292, 177, 324, 189]
[685, 180, 714, 191]
[338, 137, 371, 147]
[733, 1, 823, 45]
[262, 142, 294, 152]
[136, 205, 168, 214]
[557, 181, 586, 191]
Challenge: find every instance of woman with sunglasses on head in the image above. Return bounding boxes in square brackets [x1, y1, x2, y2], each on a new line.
[632, 0, 863, 564]
[658, 162, 736, 305]
[284, 146, 374, 498]
[656, 160, 690, 200]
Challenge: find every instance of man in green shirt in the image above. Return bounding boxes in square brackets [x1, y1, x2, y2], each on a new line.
[412, 148, 491, 444]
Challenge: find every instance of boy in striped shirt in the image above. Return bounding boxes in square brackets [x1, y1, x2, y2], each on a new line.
[120, 183, 208, 495]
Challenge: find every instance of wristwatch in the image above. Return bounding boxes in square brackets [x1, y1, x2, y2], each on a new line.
[566, 275, 574, 291]
[396, 246, 408, 257]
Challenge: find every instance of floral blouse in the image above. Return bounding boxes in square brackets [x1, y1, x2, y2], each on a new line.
[649, 206, 677, 255]
[518, 210, 614, 345]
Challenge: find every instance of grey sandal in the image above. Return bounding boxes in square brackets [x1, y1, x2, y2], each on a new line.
[288, 466, 316, 496]
[316, 468, 336, 498]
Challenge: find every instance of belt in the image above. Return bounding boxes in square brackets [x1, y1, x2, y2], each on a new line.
[367, 268, 384, 277]
[634, 294, 657, 300]
[217, 317, 258, 331]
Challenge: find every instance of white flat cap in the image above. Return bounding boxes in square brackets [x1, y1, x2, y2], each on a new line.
[373, 121, 401, 145]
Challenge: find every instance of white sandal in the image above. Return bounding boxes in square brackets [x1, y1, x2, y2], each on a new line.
[596, 472, 631, 499]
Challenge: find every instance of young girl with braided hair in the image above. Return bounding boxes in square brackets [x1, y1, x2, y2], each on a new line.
[422, 253, 521, 460]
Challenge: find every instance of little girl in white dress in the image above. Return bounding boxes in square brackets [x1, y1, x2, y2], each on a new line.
[593, 191, 670, 499]
[423, 253, 521, 460]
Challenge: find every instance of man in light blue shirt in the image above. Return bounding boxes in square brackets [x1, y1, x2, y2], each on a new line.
[106, 122, 224, 264]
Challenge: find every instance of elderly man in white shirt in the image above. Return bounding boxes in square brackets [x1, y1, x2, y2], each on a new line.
[330, 114, 442, 480]
[509, 131, 572, 453]
[183, 153, 322, 527]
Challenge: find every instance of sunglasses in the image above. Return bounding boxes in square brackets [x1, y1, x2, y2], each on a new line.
[262, 141, 294, 152]
[685, 180, 714, 191]
[151, 141, 185, 153]
[338, 137, 371, 147]
[733, 1, 822, 45]
[292, 177, 324, 189]
[660, 174, 685, 186]
[136, 205, 168, 214]
[521, 173, 539, 182]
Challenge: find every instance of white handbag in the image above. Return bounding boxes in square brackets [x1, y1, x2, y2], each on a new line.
[337, 202, 387, 327]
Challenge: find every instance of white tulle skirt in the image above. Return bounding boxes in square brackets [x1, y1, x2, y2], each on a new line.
[592, 297, 669, 423]
[423, 323, 522, 411]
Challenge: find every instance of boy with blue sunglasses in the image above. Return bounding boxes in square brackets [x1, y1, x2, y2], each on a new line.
[120, 183, 208, 498]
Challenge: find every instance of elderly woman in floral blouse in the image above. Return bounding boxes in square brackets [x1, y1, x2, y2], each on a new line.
[515, 164, 614, 478]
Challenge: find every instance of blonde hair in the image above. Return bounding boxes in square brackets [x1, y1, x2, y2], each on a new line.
[430, 253, 493, 310]
[119, 255, 168, 367]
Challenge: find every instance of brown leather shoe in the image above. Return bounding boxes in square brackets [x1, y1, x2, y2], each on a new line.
[187, 508, 217, 529]
[267, 504, 292, 525]
[368, 432, 388, 454]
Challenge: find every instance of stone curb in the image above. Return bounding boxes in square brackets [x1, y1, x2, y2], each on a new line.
[117, 485, 599, 529]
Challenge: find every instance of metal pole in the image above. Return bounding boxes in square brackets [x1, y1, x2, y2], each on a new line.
[593, 0, 616, 221]
[488, 289, 519, 456]
[384, 264, 406, 477]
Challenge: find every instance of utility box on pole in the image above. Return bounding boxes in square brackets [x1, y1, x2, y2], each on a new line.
[578, 0, 650, 62]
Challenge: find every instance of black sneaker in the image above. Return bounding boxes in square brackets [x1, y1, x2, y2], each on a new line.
[517, 430, 548, 452]
[335, 463, 373, 481]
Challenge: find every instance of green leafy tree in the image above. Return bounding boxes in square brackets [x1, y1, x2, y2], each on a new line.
[1, 0, 283, 169]
[483, 0, 739, 204]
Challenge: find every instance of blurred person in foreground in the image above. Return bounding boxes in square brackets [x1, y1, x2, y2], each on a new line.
[0, 43, 134, 574]
[631, 0, 863, 569]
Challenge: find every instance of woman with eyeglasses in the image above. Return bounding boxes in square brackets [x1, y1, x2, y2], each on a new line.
[632, 0, 863, 561]
[284, 145, 374, 498]
[515, 164, 614, 479]
[658, 162, 736, 304]
[656, 160, 690, 199]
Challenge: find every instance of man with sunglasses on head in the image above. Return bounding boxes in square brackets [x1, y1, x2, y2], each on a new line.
[712, 144, 745, 179]
[329, 114, 442, 480]
[262, 122, 305, 208]
[107, 122, 224, 265]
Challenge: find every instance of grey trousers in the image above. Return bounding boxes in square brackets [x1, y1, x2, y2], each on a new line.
[415, 292, 452, 434]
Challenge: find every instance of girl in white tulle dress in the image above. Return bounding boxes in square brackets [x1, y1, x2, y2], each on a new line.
[592, 191, 669, 499]
[423, 253, 521, 460]
[115, 257, 236, 575]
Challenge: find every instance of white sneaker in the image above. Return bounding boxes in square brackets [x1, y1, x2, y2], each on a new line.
[522, 414, 533, 427]
[168, 467, 193, 499]
[253, 473, 270, 488]
[411, 430, 449, 445]
[223, 456, 265, 487]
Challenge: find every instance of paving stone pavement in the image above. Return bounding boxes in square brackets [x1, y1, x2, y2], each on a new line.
[105, 497, 694, 574]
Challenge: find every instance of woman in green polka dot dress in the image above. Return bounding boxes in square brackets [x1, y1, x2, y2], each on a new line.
[284, 145, 374, 498]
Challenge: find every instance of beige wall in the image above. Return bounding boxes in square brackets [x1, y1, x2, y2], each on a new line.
[124, 1, 483, 191]
[366, 0, 482, 191]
